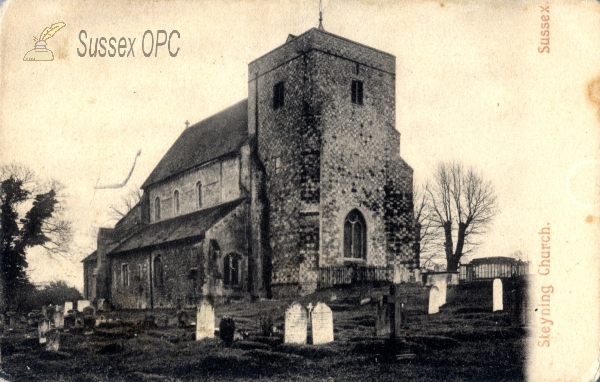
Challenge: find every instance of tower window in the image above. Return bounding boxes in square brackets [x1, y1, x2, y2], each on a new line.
[273, 82, 285, 109]
[343, 209, 367, 259]
[351, 80, 363, 105]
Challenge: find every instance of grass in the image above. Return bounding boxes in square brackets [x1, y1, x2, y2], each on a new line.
[0, 282, 525, 381]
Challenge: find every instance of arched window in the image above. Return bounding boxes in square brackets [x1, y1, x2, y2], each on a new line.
[155, 197, 161, 221]
[174, 190, 180, 214]
[154, 256, 164, 287]
[343, 209, 366, 259]
[196, 182, 202, 209]
[223, 254, 240, 286]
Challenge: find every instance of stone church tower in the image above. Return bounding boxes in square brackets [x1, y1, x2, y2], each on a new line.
[249, 28, 416, 297]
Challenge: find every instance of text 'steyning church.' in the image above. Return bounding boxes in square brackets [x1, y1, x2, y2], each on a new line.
[83, 27, 419, 309]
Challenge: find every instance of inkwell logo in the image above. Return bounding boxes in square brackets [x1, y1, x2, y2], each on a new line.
[23, 22, 66, 61]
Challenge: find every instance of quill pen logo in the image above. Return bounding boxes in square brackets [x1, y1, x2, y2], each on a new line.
[23, 22, 66, 61]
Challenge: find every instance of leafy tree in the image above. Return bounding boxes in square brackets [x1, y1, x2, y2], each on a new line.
[34, 281, 82, 307]
[0, 164, 72, 312]
[425, 162, 498, 272]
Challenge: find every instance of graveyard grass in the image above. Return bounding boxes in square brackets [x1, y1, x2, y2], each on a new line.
[1, 282, 525, 381]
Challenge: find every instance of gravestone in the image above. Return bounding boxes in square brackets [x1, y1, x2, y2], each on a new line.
[96, 298, 106, 311]
[284, 302, 307, 344]
[64, 302, 73, 313]
[53, 309, 64, 328]
[375, 296, 391, 337]
[63, 315, 75, 330]
[436, 279, 447, 307]
[46, 305, 56, 321]
[196, 300, 215, 340]
[45, 330, 60, 351]
[428, 286, 440, 314]
[219, 317, 235, 346]
[38, 319, 50, 344]
[311, 302, 334, 344]
[493, 278, 503, 311]
[77, 300, 91, 312]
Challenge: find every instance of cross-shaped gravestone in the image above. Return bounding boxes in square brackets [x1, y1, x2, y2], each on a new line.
[185, 120, 190, 128]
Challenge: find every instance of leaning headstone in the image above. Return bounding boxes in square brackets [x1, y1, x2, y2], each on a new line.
[284, 302, 307, 344]
[428, 286, 440, 314]
[45, 330, 60, 351]
[375, 296, 391, 337]
[77, 300, 91, 312]
[219, 317, 235, 346]
[493, 278, 503, 311]
[311, 302, 334, 345]
[64, 301, 73, 313]
[196, 300, 215, 340]
[38, 319, 50, 344]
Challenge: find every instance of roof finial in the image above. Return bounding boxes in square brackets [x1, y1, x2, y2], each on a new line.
[318, 0, 324, 30]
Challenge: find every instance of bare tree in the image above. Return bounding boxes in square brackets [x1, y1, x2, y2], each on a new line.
[108, 186, 143, 221]
[413, 182, 442, 270]
[426, 162, 498, 272]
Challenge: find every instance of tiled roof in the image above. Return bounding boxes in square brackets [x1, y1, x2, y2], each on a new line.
[141, 99, 249, 189]
[81, 251, 97, 263]
[110, 198, 246, 254]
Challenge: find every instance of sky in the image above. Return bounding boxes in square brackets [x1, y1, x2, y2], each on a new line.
[0, 1, 599, 378]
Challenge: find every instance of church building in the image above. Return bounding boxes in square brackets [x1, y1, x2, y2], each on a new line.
[83, 27, 417, 309]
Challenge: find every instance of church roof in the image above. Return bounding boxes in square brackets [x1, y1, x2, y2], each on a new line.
[110, 198, 246, 254]
[141, 99, 249, 189]
[81, 251, 97, 263]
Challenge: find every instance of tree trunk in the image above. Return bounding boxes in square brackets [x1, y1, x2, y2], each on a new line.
[443, 221, 453, 270]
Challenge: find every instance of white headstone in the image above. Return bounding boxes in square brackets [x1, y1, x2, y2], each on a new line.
[77, 300, 91, 312]
[493, 278, 503, 311]
[435, 279, 447, 306]
[196, 300, 215, 340]
[53, 310, 64, 328]
[428, 286, 440, 314]
[284, 302, 308, 344]
[311, 302, 334, 345]
[64, 301, 73, 313]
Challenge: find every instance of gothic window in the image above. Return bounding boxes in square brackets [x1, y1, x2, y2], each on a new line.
[155, 197, 161, 221]
[174, 190, 180, 214]
[343, 209, 366, 260]
[351, 80, 363, 105]
[121, 264, 129, 287]
[154, 256, 164, 287]
[223, 254, 240, 286]
[196, 182, 202, 209]
[273, 81, 285, 109]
